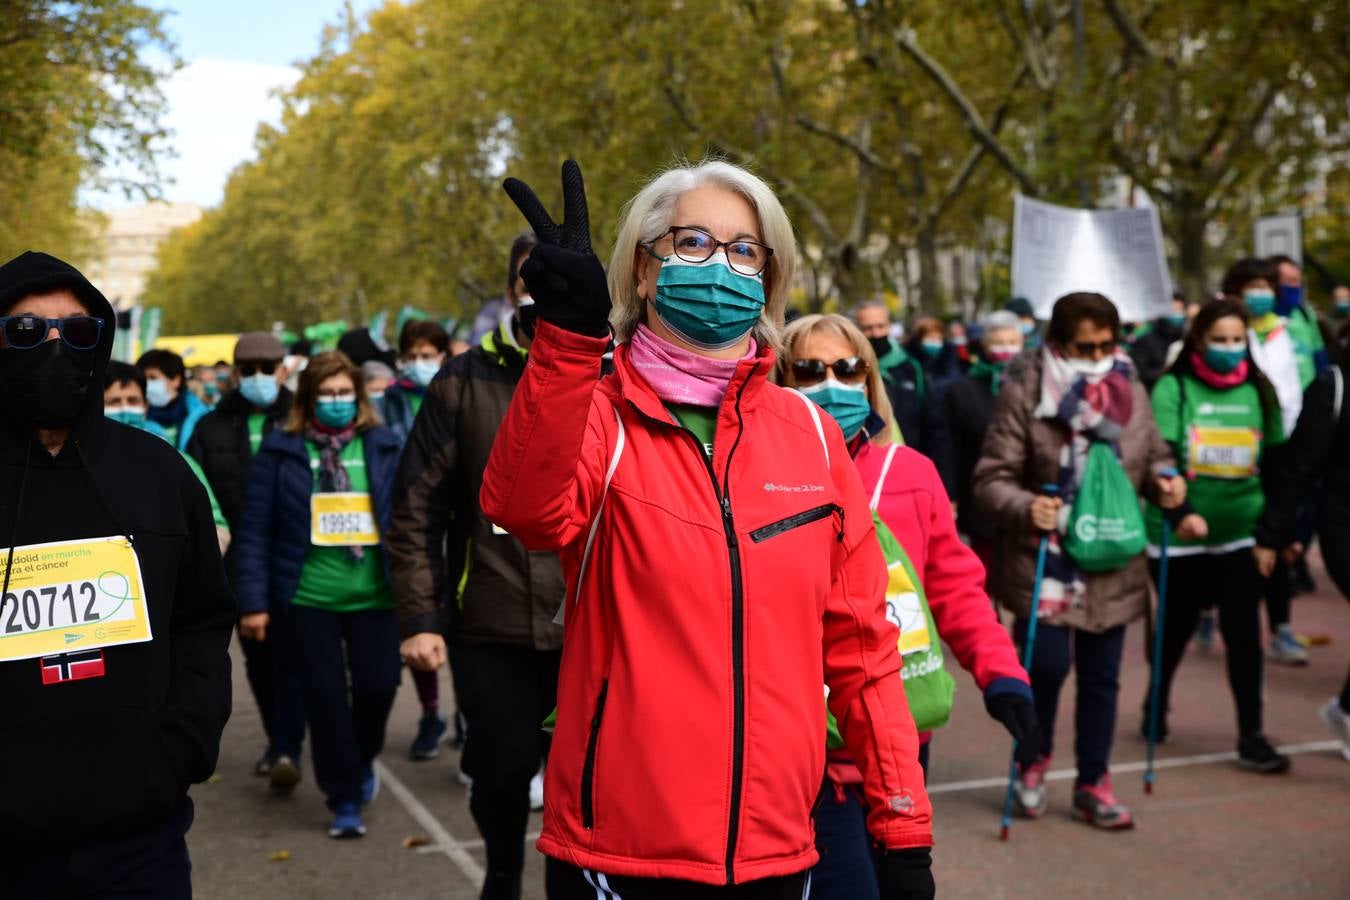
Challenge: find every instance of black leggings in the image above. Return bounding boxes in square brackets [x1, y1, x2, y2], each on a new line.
[1148, 548, 1264, 739]
[1318, 515, 1350, 712]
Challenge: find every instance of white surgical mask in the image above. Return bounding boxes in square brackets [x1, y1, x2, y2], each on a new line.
[1067, 356, 1115, 379]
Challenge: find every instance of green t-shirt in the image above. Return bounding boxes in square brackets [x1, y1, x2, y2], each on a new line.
[291, 437, 394, 612]
[1286, 305, 1326, 389]
[247, 413, 267, 455]
[409, 391, 424, 418]
[669, 404, 716, 459]
[1146, 372, 1284, 551]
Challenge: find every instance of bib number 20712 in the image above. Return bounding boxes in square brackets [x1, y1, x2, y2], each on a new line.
[3, 581, 103, 635]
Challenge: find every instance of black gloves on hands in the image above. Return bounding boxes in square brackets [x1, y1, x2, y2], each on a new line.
[986, 690, 1042, 771]
[503, 160, 612, 339]
[877, 847, 935, 900]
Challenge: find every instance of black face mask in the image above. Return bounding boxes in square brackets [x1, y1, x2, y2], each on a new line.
[868, 335, 892, 360]
[0, 339, 94, 428]
[517, 303, 538, 341]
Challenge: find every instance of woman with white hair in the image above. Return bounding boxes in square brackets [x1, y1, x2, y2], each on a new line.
[478, 161, 934, 899]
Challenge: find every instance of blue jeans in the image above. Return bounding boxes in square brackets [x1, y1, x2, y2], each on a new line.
[1014, 621, 1126, 787]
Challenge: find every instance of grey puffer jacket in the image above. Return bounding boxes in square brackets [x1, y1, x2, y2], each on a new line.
[972, 351, 1175, 633]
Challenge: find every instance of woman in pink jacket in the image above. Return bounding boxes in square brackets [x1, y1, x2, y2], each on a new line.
[780, 314, 1038, 900]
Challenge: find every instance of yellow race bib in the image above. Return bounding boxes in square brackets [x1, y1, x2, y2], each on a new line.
[884, 561, 931, 657]
[0, 536, 152, 662]
[310, 492, 380, 546]
[1189, 425, 1259, 479]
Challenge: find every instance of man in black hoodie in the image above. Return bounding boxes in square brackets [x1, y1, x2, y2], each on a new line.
[0, 251, 234, 896]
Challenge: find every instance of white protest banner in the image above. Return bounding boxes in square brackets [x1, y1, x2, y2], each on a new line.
[1254, 214, 1302, 265]
[1011, 195, 1172, 322]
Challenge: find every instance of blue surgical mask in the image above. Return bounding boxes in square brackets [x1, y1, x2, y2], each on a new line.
[1334, 300, 1350, 319]
[405, 359, 441, 388]
[1165, 313, 1186, 328]
[1020, 321, 1035, 336]
[1203, 343, 1247, 374]
[798, 380, 871, 440]
[239, 373, 279, 408]
[1244, 289, 1276, 317]
[145, 377, 173, 408]
[652, 253, 765, 350]
[920, 339, 943, 357]
[1277, 284, 1303, 314]
[315, 396, 357, 429]
[106, 405, 147, 428]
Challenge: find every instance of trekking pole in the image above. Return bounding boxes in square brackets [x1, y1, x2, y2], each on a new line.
[1144, 466, 1179, 795]
[1000, 483, 1059, 842]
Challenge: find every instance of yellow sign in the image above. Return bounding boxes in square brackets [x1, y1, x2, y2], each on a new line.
[884, 561, 931, 657]
[0, 536, 152, 662]
[311, 493, 380, 546]
[154, 334, 241, 367]
[1189, 425, 1260, 479]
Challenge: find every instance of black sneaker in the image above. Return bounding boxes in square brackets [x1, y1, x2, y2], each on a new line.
[410, 711, 448, 761]
[269, 755, 302, 794]
[1236, 734, 1291, 774]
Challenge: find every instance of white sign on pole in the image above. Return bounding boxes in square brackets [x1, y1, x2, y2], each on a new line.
[1011, 195, 1173, 322]
[1254, 214, 1302, 266]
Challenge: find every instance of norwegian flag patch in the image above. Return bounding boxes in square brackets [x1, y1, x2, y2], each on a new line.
[40, 649, 106, 685]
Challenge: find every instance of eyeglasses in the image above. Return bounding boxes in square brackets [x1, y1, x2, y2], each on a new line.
[1071, 339, 1116, 356]
[649, 226, 774, 276]
[790, 357, 869, 386]
[0, 315, 103, 351]
[238, 361, 278, 377]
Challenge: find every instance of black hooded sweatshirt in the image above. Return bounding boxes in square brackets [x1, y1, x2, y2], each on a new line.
[0, 251, 234, 856]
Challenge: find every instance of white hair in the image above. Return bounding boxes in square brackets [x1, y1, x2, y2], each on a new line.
[981, 310, 1022, 333]
[606, 159, 798, 350]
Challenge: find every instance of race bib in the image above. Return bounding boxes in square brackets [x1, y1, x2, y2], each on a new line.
[1189, 425, 1259, 478]
[883, 561, 931, 657]
[311, 493, 380, 546]
[0, 537, 152, 662]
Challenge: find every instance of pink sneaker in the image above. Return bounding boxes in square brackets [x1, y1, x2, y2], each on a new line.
[1073, 774, 1134, 830]
[1013, 754, 1051, 818]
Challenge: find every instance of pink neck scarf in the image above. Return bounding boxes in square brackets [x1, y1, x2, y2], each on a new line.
[627, 323, 757, 407]
[1189, 351, 1249, 389]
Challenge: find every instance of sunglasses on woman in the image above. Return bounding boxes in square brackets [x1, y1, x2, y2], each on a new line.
[1071, 339, 1116, 356]
[0, 315, 104, 351]
[790, 356, 869, 386]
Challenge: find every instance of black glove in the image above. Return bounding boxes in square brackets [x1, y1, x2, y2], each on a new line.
[502, 160, 611, 338]
[985, 689, 1042, 771]
[876, 847, 935, 900]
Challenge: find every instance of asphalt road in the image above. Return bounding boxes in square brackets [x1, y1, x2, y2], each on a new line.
[188, 559, 1350, 899]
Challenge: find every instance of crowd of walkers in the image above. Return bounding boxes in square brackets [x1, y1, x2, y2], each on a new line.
[2, 156, 1348, 899]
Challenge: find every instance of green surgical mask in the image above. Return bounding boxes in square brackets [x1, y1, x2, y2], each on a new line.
[652, 253, 765, 350]
[798, 381, 871, 440]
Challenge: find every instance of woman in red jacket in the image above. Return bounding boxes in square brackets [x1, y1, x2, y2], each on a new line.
[781, 314, 1037, 899]
[473, 161, 934, 899]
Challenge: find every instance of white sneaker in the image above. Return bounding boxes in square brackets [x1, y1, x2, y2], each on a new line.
[529, 771, 544, 811]
[456, 767, 473, 787]
[1318, 698, 1350, 762]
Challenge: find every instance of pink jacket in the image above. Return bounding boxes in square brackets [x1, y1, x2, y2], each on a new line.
[852, 441, 1028, 697]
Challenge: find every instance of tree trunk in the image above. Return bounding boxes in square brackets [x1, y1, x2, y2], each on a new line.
[1171, 193, 1210, 305]
[916, 225, 940, 317]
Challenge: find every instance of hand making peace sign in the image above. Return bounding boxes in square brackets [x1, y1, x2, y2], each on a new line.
[503, 160, 612, 338]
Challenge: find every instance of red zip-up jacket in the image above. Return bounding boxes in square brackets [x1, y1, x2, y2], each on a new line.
[481, 322, 933, 885]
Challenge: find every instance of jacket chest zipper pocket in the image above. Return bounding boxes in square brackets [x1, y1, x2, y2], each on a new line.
[580, 680, 608, 829]
[749, 503, 844, 544]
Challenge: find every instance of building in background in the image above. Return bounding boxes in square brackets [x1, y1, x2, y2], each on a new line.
[84, 201, 202, 309]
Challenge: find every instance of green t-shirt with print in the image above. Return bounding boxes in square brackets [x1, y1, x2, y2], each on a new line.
[669, 404, 716, 460]
[291, 436, 394, 612]
[1146, 372, 1284, 549]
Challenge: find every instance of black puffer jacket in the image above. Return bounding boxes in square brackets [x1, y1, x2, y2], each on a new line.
[0, 251, 234, 857]
[186, 386, 291, 579]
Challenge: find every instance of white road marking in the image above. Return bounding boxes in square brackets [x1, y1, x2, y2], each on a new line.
[373, 760, 485, 883]
[926, 740, 1342, 794]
